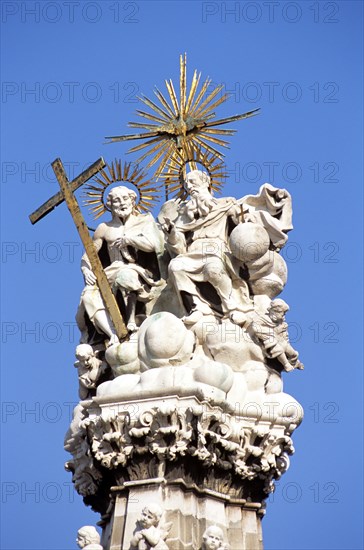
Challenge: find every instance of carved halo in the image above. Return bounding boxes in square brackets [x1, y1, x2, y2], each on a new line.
[83, 159, 160, 219]
[159, 145, 228, 200]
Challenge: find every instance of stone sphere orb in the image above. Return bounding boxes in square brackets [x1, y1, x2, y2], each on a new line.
[138, 312, 195, 371]
[105, 340, 140, 376]
[249, 252, 287, 298]
[229, 223, 270, 262]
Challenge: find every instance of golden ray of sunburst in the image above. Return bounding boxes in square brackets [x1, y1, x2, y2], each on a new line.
[105, 54, 260, 178]
[83, 159, 160, 219]
[159, 145, 228, 201]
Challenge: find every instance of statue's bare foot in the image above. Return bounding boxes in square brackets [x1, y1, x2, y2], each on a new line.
[127, 322, 138, 333]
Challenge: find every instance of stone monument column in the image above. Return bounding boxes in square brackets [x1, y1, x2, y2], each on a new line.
[64, 168, 303, 550]
[75, 392, 299, 550]
[31, 56, 304, 549]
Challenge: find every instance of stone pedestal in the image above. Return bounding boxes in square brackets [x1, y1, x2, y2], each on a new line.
[103, 479, 263, 550]
[66, 393, 299, 549]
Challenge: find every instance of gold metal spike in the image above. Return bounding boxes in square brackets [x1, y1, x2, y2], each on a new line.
[135, 110, 166, 124]
[194, 136, 224, 158]
[194, 92, 229, 119]
[105, 131, 160, 143]
[138, 94, 172, 121]
[128, 122, 160, 130]
[153, 87, 175, 117]
[134, 140, 170, 166]
[128, 135, 165, 154]
[185, 70, 201, 113]
[203, 128, 236, 136]
[165, 79, 179, 115]
[180, 53, 187, 119]
[188, 76, 212, 117]
[83, 159, 160, 219]
[192, 85, 225, 118]
[198, 133, 230, 147]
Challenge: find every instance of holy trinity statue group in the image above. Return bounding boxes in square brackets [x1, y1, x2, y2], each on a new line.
[31, 55, 304, 549]
[64, 163, 304, 461]
[74, 167, 302, 387]
[65, 166, 303, 549]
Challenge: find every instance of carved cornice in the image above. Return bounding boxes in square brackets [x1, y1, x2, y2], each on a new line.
[67, 399, 293, 502]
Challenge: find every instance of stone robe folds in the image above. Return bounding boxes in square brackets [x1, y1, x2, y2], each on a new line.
[164, 197, 249, 315]
[78, 212, 164, 329]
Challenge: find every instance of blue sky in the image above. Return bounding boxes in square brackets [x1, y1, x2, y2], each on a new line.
[1, 1, 363, 549]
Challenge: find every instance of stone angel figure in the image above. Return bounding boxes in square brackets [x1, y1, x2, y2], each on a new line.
[130, 503, 172, 549]
[246, 299, 304, 372]
[76, 525, 103, 550]
[200, 525, 230, 550]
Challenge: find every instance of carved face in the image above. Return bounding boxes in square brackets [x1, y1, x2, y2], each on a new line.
[77, 351, 94, 368]
[268, 307, 285, 323]
[184, 170, 210, 197]
[203, 526, 223, 550]
[108, 187, 135, 220]
[140, 507, 157, 528]
[76, 532, 87, 549]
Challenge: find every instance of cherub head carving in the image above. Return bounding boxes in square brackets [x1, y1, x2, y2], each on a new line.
[76, 525, 101, 549]
[202, 525, 226, 550]
[140, 502, 163, 528]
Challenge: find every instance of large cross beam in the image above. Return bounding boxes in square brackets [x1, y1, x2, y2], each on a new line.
[29, 157, 105, 225]
[29, 157, 128, 341]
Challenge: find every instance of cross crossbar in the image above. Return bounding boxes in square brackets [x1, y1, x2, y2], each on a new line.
[29, 157, 106, 225]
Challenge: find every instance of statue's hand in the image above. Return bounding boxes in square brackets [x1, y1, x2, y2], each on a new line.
[275, 189, 288, 200]
[83, 268, 97, 286]
[130, 531, 144, 546]
[113, 237, 130, 250]
[230, 203, 249, 224]
[161, 217, 175, 234]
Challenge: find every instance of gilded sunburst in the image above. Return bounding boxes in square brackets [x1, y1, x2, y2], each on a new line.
[105, 54, 260, 178]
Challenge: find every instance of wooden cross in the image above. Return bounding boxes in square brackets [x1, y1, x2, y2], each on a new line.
[29, 157, 128, 341]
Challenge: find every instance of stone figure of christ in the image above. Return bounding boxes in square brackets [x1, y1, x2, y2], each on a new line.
[76, 186, 164, 343]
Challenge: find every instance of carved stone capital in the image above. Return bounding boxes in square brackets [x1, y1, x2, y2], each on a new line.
[66, 395, 296, 506]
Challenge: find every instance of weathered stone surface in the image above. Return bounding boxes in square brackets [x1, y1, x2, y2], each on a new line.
[64, 170, 303, 549]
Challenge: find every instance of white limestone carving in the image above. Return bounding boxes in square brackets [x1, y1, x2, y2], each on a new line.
[138, 312, 195, 370]
[243, 298, 304, 372]
[130, 503, 171, 549]
[76, 526, 103, 549]
[75, 344, 107, 399]
[159, 170, 251, 322]
[71, 397, 297, 495]
[65, 168, 304, 525]
[105, 338, 140, 377]
[201, 525, 229, 550]
[76, 186, 164, 342]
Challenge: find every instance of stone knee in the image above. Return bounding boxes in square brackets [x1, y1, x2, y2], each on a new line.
[203, 258, 227, 285]
[168, 257, 188, 283]
[114, 270, 142, 293]
[169, 256, 186, 274]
